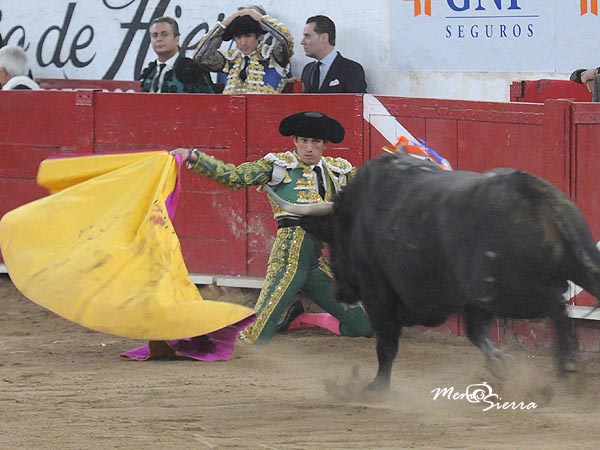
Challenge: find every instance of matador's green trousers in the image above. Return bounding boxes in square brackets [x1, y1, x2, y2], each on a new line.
[239, 226, 373, 343]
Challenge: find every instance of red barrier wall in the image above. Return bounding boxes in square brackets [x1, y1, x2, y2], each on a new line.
[367, 97, 570, 192]
[36, 78, 140, 92]
[0, 90, 96, 213]
[0, 90, 366, 278]
[2, 89, 600, 351]
[510, 79, 591, 103]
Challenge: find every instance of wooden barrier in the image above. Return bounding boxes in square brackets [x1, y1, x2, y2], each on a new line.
[36, 78, 141, 92]
[510, 79, 591, 103]
[0, 90, 365, 278]
[366, 97, 569, 191]
[2, 89, 600, 351]
[35, 78, 303, 94]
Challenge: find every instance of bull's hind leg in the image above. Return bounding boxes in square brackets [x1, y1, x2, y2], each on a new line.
[360, 295, 401, 391]
[548, 303, 577, 376]
[367, 323, 401, 391]
[463, 306, 505, 378]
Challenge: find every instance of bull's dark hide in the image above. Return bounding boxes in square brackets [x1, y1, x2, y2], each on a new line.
[299, 152, 600, 390]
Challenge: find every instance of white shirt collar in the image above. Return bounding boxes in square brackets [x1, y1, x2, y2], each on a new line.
[156, 52, 178, 71]
[310, 160, 324, 170]
[318, 49, 338, 68]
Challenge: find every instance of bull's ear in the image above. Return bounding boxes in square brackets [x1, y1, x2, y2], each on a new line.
[299, 215, 334, 243]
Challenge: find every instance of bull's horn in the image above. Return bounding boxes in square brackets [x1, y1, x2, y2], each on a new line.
[264, 185, 334, 216]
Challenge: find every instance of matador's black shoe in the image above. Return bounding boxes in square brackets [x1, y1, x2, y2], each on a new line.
[275, 301, 305, 332]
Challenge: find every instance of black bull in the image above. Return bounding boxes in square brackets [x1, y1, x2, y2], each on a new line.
[268, 151, 600, 390]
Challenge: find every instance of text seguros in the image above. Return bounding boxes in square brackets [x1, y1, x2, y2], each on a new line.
[445, 23, 534, 39]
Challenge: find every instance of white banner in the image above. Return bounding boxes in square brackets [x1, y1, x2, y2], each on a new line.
[0, 1, 257, 81]
[390, 0, 600, 72]
[2, 0, 599, 99]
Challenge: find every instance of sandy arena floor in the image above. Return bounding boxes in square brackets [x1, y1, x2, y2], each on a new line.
[1, 274, 600, 449]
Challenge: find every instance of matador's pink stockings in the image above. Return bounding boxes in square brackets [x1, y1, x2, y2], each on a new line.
[287, 312, 341, 335]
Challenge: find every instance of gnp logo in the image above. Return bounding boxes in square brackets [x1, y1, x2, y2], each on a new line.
[581, 0, 599, 15]
[408, 0, 432, 16]
[406, 0, 523, 17]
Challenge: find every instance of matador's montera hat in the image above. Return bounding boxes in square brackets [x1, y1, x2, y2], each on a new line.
[279, 111, 345, 143]
[223, 15, 266, 41]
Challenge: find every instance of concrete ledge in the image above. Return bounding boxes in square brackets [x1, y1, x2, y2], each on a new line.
[0, 266, 264, 290]
[215, 275, 264, 289]
[188, 274, 215, 285]
[188, 273, 264, 289]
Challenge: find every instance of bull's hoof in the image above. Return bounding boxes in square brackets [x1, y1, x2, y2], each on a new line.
[485, 353, 508, 380]
[558, 360, 577, 377]
[366, 379, 391, 391]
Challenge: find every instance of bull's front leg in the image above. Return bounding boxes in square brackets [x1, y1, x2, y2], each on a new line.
[367, 325, 400, 391]
[463, 306, 505, 378]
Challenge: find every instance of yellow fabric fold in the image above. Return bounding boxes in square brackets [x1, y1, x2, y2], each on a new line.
[0, 151, 254, 340]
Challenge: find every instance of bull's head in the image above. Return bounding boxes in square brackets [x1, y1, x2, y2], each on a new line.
[263, 185, 334, 217]
[264, 185, 360, 304]
[264, 185, 335, 242]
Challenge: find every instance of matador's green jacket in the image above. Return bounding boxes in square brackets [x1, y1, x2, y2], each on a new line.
[188, 150, 373, 343]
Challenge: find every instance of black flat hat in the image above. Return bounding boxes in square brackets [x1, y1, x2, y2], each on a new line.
[279, 111, 345, 143]
[223, 15, 266, 41]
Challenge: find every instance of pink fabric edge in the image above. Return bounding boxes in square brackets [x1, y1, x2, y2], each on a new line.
[119, 315, 257, 361]
[165, 154, 182, 218]
[287, 312, 341, 335]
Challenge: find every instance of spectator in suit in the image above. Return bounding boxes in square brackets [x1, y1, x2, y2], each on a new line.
[140, 16, 214, 93]
[300, 15, 367, 94]
[0, 45, 40, 90]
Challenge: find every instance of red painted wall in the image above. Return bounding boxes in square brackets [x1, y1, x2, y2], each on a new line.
[0, 89, 597, 281]
[510, 79, 592, 103]
[2, 86, 600, 351]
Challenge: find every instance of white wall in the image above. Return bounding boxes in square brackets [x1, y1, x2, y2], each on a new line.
[1, 0, 594, 101]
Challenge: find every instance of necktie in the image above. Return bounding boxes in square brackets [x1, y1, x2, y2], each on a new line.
[313, 166, 326, 199]
[152, 63, 166, 92]
[311, 61, 321, 92]
[239, 56, 250, 82]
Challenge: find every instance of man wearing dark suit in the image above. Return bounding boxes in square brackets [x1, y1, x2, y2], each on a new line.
[300, 15, 367, 94]
[139, 16, 214, 94]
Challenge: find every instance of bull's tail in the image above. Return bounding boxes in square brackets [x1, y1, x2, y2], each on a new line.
[553, 203, 600, 306]
[516, 171, 600, 304]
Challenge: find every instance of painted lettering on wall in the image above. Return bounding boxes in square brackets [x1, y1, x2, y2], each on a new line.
[0, 0, 222, 79]
[446, 0, 522, 13]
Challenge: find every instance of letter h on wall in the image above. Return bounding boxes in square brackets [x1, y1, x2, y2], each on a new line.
[581, 0, 599, 15]
[409, 0, 432, 16]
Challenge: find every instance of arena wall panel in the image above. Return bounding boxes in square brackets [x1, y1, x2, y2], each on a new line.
[2, 86, 600, 350]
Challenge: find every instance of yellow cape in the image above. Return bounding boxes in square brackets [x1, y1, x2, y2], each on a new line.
[0, 151, 254, 340]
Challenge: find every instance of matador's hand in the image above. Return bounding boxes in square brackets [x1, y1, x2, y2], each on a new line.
[170, 148, 199, 164]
